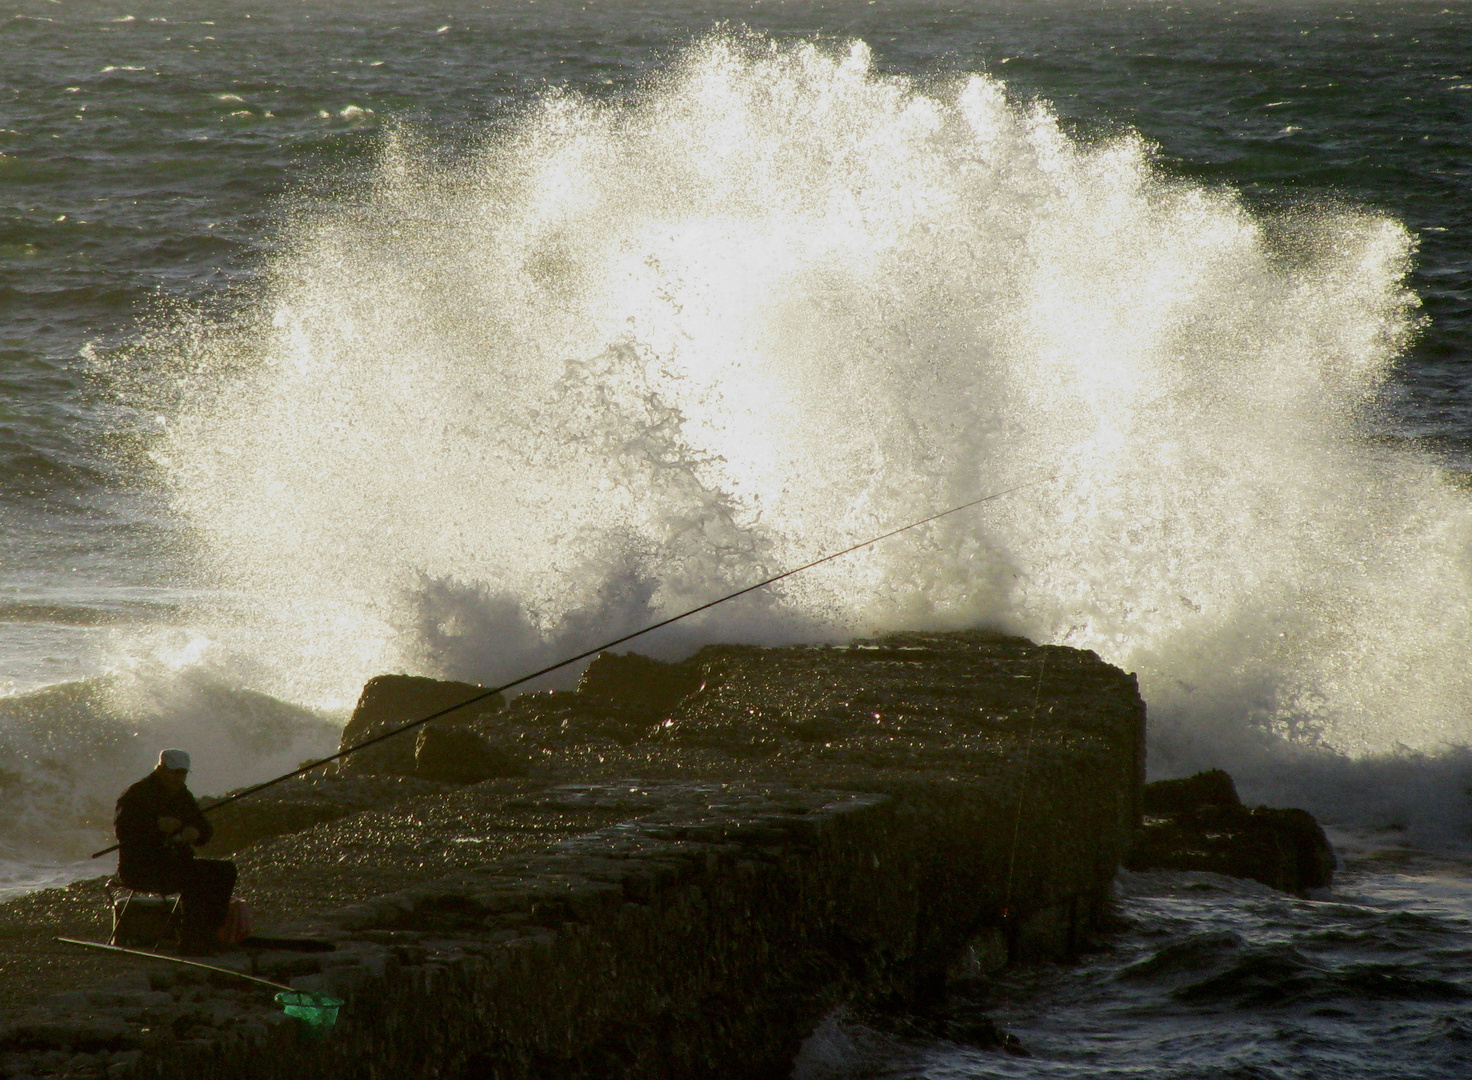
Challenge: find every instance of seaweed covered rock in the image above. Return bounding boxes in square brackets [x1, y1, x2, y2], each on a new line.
[1126, 769, 1335, 895]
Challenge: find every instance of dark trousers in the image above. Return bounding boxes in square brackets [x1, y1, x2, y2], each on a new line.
[120, 858, 237, 942]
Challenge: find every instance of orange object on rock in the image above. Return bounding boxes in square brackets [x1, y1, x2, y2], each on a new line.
[218, 898, 254, 945]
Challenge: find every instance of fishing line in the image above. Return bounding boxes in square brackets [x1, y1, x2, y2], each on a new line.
[91, 472, 1056, 859]
[1000, 643, 1050, 922]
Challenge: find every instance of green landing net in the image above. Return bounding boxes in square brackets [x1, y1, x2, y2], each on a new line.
[275, 991, 344, 1038]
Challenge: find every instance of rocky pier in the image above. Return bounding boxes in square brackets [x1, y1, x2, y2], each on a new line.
[0, 630, 1148, 1079]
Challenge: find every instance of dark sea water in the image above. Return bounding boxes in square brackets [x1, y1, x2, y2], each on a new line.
[3, 1, 1471, 1074]
[795, 840, 1472, 1080]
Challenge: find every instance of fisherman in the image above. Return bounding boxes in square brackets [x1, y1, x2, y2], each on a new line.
[114, 749, 237, 955]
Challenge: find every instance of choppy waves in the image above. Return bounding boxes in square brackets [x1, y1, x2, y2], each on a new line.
[794, 855, 1472, 1079]
[0, 670, 338, 867]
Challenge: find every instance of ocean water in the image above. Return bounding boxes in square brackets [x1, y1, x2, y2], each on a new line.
[794, 836, 1472, 1080]
[2, 0, 1470, 1072]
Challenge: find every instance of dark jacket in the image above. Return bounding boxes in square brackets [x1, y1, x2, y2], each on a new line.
[114, 771, 213, 882]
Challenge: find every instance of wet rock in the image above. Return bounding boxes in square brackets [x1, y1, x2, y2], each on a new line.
[97, 974, 150, 995]
[413, 725, 527, 783]
[1253, 806, 1337, 892]
[657, 632, 1146, 766]
[501, 652, 705, 744]
[577, 651, 703, 717]
[1126, 770, 1335, 895]
[48, 992, 171, 1012]
[337, 674, 503, 778]
[1141, 768, 1240, 814]
[106, 1050, 141, 1078]
[859, 999, 1028, 1055]
[0, 1017, 131, 1053]
[944, 928, 1008, 983]
[200, 773, 454, 856]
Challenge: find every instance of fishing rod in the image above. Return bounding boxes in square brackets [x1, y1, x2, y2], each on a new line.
[56, 937, 296, 993]
[91, 473, 1056, 860]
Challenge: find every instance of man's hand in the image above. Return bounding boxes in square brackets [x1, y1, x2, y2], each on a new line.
[158, 816, 182, 834]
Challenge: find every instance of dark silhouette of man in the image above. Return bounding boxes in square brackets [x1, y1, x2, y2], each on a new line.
[114, 749, 237, 955]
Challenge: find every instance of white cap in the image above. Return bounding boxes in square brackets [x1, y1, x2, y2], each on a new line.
[158, 749, 191, 772]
